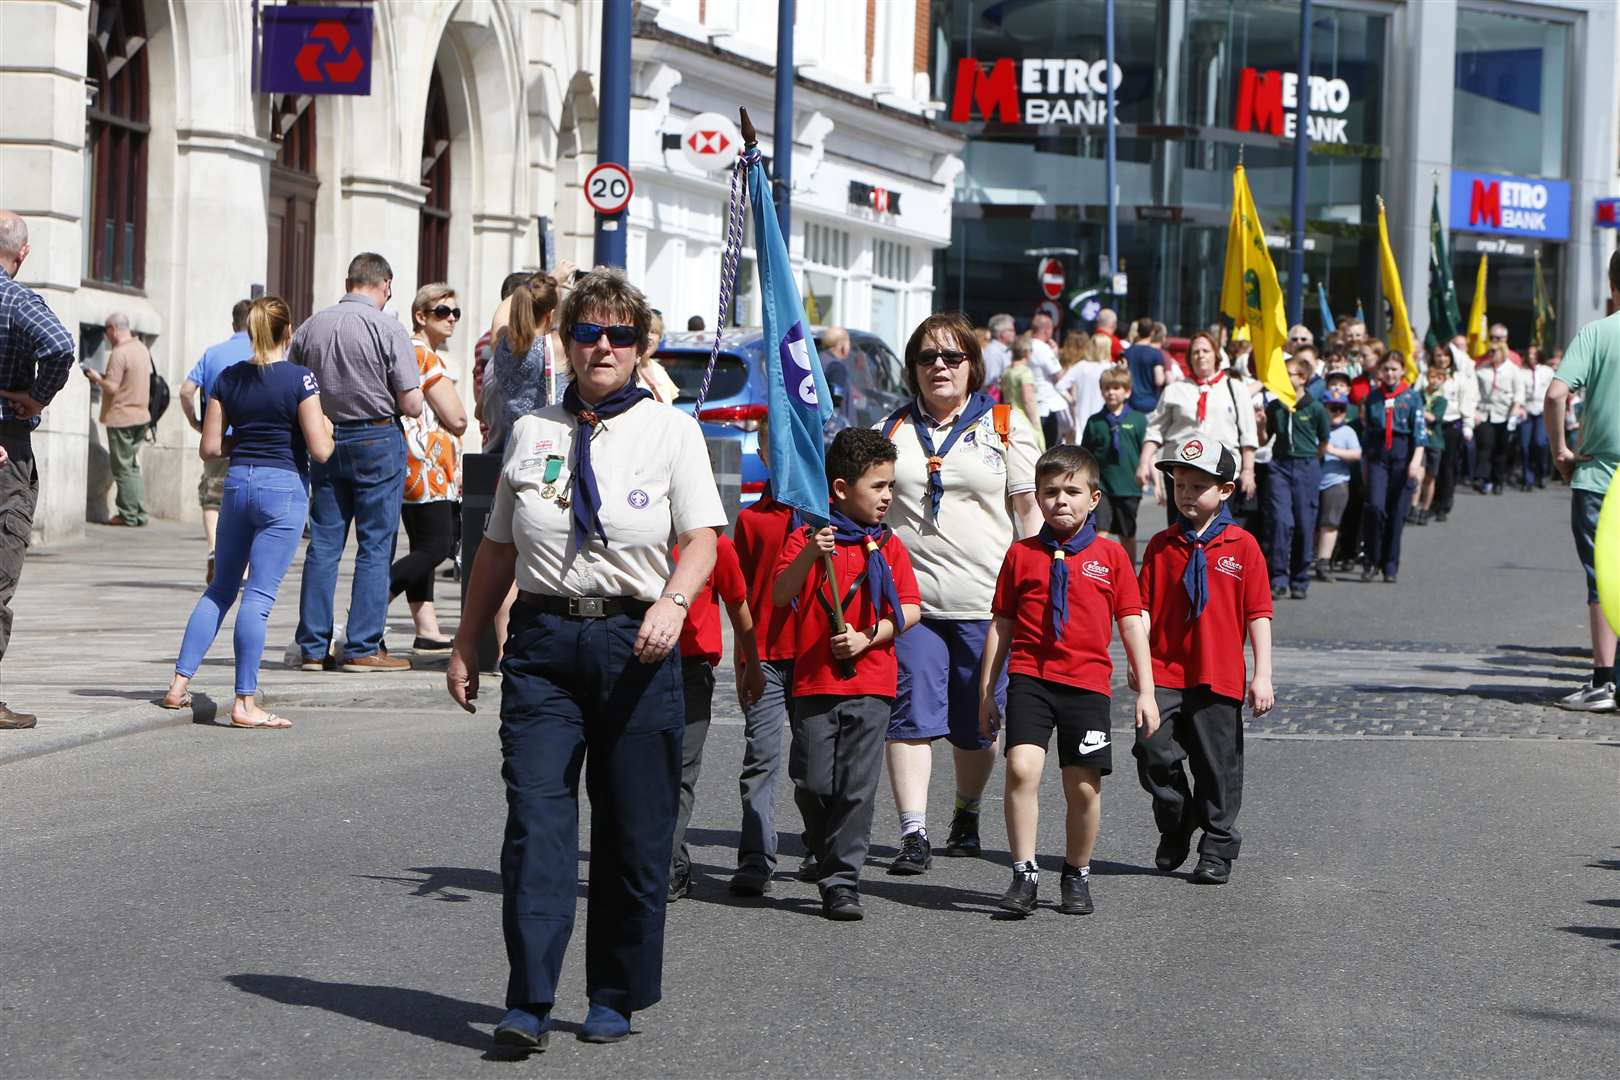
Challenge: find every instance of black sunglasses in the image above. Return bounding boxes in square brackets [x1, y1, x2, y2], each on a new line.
[914, 349, 969, 369]
[569, 322, 641, 348]
[430, 305, 461, 321]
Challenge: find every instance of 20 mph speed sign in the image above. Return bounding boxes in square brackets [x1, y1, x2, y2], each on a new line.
[584, 162, 633, 215]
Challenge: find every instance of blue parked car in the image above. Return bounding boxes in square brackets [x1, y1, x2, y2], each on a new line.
[656, 327, 908, 505]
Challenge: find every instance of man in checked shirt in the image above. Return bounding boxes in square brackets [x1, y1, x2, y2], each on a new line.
[0, 211, 77, 729]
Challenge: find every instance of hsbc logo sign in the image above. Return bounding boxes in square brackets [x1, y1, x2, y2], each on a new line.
[687, 129, 730, 155]
[949, 57, 1124, 126]
[1233, 68, 1352, 144]
[1448, 169, 1571, 241]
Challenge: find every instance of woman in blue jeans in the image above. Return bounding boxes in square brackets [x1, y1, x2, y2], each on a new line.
[162, 296, 334, 728]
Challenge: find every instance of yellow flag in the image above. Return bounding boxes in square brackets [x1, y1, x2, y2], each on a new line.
[1376, 196, 1418, 384]
[1466, 254, 1489, 359]
[1219, 165, 1294, 408]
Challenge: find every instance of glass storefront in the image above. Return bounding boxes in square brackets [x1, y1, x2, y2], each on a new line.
[936, 0, 1388, 336]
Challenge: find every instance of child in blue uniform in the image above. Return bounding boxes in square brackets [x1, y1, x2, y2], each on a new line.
[1359, 353, 1426, 583]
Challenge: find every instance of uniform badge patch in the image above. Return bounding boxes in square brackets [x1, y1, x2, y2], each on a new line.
[627, 489, 650, 509]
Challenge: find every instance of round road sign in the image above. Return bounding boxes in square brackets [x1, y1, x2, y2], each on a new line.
[585, 162, 634, 215]
[1037, 257, 1065, 301]
[1035, 299, 1064, 329]
[681, 112, 742, 172]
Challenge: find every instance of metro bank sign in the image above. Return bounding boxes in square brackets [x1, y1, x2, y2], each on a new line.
[949, 57, 1124, 124]
[1449, 169, 1571, 241]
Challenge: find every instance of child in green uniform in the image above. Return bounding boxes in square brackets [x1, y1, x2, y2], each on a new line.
[1080, 367, 1149, 563]
[1413, 366, 1449, 527]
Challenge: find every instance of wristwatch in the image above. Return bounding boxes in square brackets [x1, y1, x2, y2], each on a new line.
[662, 591, 689, 610]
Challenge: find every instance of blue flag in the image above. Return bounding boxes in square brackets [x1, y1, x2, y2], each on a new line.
[1317, 281, 1335, 335]
[1354, 297, 1366, 325]
[745, 152, 833, 524]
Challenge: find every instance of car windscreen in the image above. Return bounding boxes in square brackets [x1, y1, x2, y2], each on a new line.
[657, 350, 751, 403]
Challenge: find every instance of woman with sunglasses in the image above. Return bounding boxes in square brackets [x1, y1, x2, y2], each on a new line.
[386, 284, 469, 650]
[447, 268, 725, 1051]
[878, 312, 1042, 874]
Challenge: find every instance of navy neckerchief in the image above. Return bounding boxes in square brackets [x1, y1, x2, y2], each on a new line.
[826, 509, 906, 635]
[1101, 408, 1127, 456]
[1180, 503, 1235, 621]
[563, 380, 653, 550]
[897, 392, 996, 523]
[1039, 520, 1097, 641]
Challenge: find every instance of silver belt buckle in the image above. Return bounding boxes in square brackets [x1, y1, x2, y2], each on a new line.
[569, 596, 606, 618]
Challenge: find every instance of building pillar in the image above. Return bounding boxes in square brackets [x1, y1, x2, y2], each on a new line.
[1388, 0, 1457, 344]
[0, 0, 91, 548]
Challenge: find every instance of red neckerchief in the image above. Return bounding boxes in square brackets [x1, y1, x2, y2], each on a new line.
[1195, 370, 1227, 422]
[1381, 381, 1411, 449]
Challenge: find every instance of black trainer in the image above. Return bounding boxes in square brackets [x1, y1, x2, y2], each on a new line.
[997, 872, 1038, 916]
[1190, 855, 1231, 884]
[727, 874, 769, 897]
[1313, 562, 1330, 583]
[666, 864, 690, 903]
[1058, 872, 1094, 915]
[1359, 566, 1377, 583]
[1289, 587, 1307, 600]
[1155, 832, 1191, 873]
[941, 809, 982, 857]
[796, 853, 822, 883]
[822, 886, 864, 921]
[888, 830, 932, 875]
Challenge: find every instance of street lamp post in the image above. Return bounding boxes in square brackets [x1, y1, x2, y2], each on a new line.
[1286, 0, 1313, 326]
[773, 0, 794, 237]
[593, 0, 632, 268]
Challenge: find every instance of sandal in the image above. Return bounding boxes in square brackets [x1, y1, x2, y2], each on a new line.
[230, 712, 292, 730]
[158, 693, 193, 710]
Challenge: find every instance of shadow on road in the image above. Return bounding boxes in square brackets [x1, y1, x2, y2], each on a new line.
[225, 974, 531, 1052]
[360, 866, 501, 901]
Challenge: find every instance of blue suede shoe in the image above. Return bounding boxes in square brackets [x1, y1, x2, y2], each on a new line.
[578, 1002, 631, 1043]
[493, 1006, 551, 1050]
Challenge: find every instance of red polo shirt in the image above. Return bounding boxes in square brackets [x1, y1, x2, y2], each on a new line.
[992, 535, 1142, 695]
[1349, 372, 1374, 406]
[775, 527, 921, 699]
[678, 535, 747, 667]
[1138, 523, 1272, 700]
[734, 496, 798, 661]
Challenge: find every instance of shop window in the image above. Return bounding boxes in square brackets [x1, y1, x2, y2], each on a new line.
[418, 68, 452, 285]
[874, 239, 913, 282]
[1452, 9, 1568, 179]
[806, 222, 851, 269]
[269, 97, 318, 325]
[84, 0, 149, 289]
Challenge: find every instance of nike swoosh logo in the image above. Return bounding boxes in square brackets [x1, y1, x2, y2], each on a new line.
[1078, 738, 1111, 754]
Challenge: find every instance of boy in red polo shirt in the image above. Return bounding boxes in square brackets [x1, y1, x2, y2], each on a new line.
[773, 428, 921, 921]
[1136, 437, 1275, 885]
[729, 417, 803, 896]
[979, 445, 1159, 917]
[667, 534, 764, 903]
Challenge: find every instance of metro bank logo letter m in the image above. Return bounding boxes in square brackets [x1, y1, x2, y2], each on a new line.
[950, 59, 1020, 123]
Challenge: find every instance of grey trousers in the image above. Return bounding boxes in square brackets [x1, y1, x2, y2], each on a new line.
[106, 424, 148, 526]
[789, 693, 889, 893]
[671, 658, 715, 878]
[1131, 686, 1245, 861]
[0, 422, 37, 663]
[735, 659, 791, 880]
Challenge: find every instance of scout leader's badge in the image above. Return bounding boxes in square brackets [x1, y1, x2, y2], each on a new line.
[539, 454, 563, 501]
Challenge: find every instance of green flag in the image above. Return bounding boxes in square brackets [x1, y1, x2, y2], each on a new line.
[1533, 249, 1556, 351]
[1428, 183, 1463, 343]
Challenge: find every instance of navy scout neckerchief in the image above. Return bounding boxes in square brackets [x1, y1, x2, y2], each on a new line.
[885, 392, 997, 523]
[563, 380, 653, 550]
[1039, 520, 1097, 641]
[821, 509, 906, 635]
[1179, 503, 1235, 621]
[1101, 409, 1127, 455]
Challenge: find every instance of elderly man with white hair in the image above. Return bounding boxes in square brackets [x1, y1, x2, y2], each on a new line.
[0, 210, 77, 729]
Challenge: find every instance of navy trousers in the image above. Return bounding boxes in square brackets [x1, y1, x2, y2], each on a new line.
[1263, 456, 1320, 591]
[1362, 435, 1415, 577]
[498, 601, 684, 1013]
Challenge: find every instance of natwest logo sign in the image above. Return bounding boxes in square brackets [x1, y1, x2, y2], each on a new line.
[260, 6, 373, 96]
[1233, 68, 1352, 144]
[950, 57, 1123, 126]
[1448, 169, 1570, 241]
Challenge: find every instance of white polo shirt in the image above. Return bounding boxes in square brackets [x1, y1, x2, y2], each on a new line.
[1143, 373, 1260, 456]
[880, 401, 1040, 619]
[486, 399, 727, 602]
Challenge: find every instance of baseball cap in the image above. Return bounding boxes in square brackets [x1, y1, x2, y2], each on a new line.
[1323, 385, 1351, 405]
[1156, 436, 1238, 483]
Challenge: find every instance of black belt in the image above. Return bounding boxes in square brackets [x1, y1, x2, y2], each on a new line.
[335, 417, 397, 427]
[519, 592, 651, 619]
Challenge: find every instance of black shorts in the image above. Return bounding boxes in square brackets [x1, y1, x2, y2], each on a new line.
[1318, 483, 1350, 529]
[1423, 447, 1441, 473]
[1095, 493, 1140, 539]
[1003, 673, 1113, 774]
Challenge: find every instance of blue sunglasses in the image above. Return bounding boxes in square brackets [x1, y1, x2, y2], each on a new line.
[569, 322, 641, 348]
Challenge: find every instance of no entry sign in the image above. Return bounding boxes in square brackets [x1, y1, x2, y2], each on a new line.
[1037, 257, 1065, 300]
[585, 163, 634, 216]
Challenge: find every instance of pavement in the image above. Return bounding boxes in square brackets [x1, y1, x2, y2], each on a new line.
[1, 483, 1617, 1077]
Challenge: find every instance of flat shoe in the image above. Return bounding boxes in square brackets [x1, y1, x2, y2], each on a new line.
[412, 635, 453, 651]
[579, 1002, 631, 1043]
[158, 693, 192, 710]
[230, 713, 292, 730]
